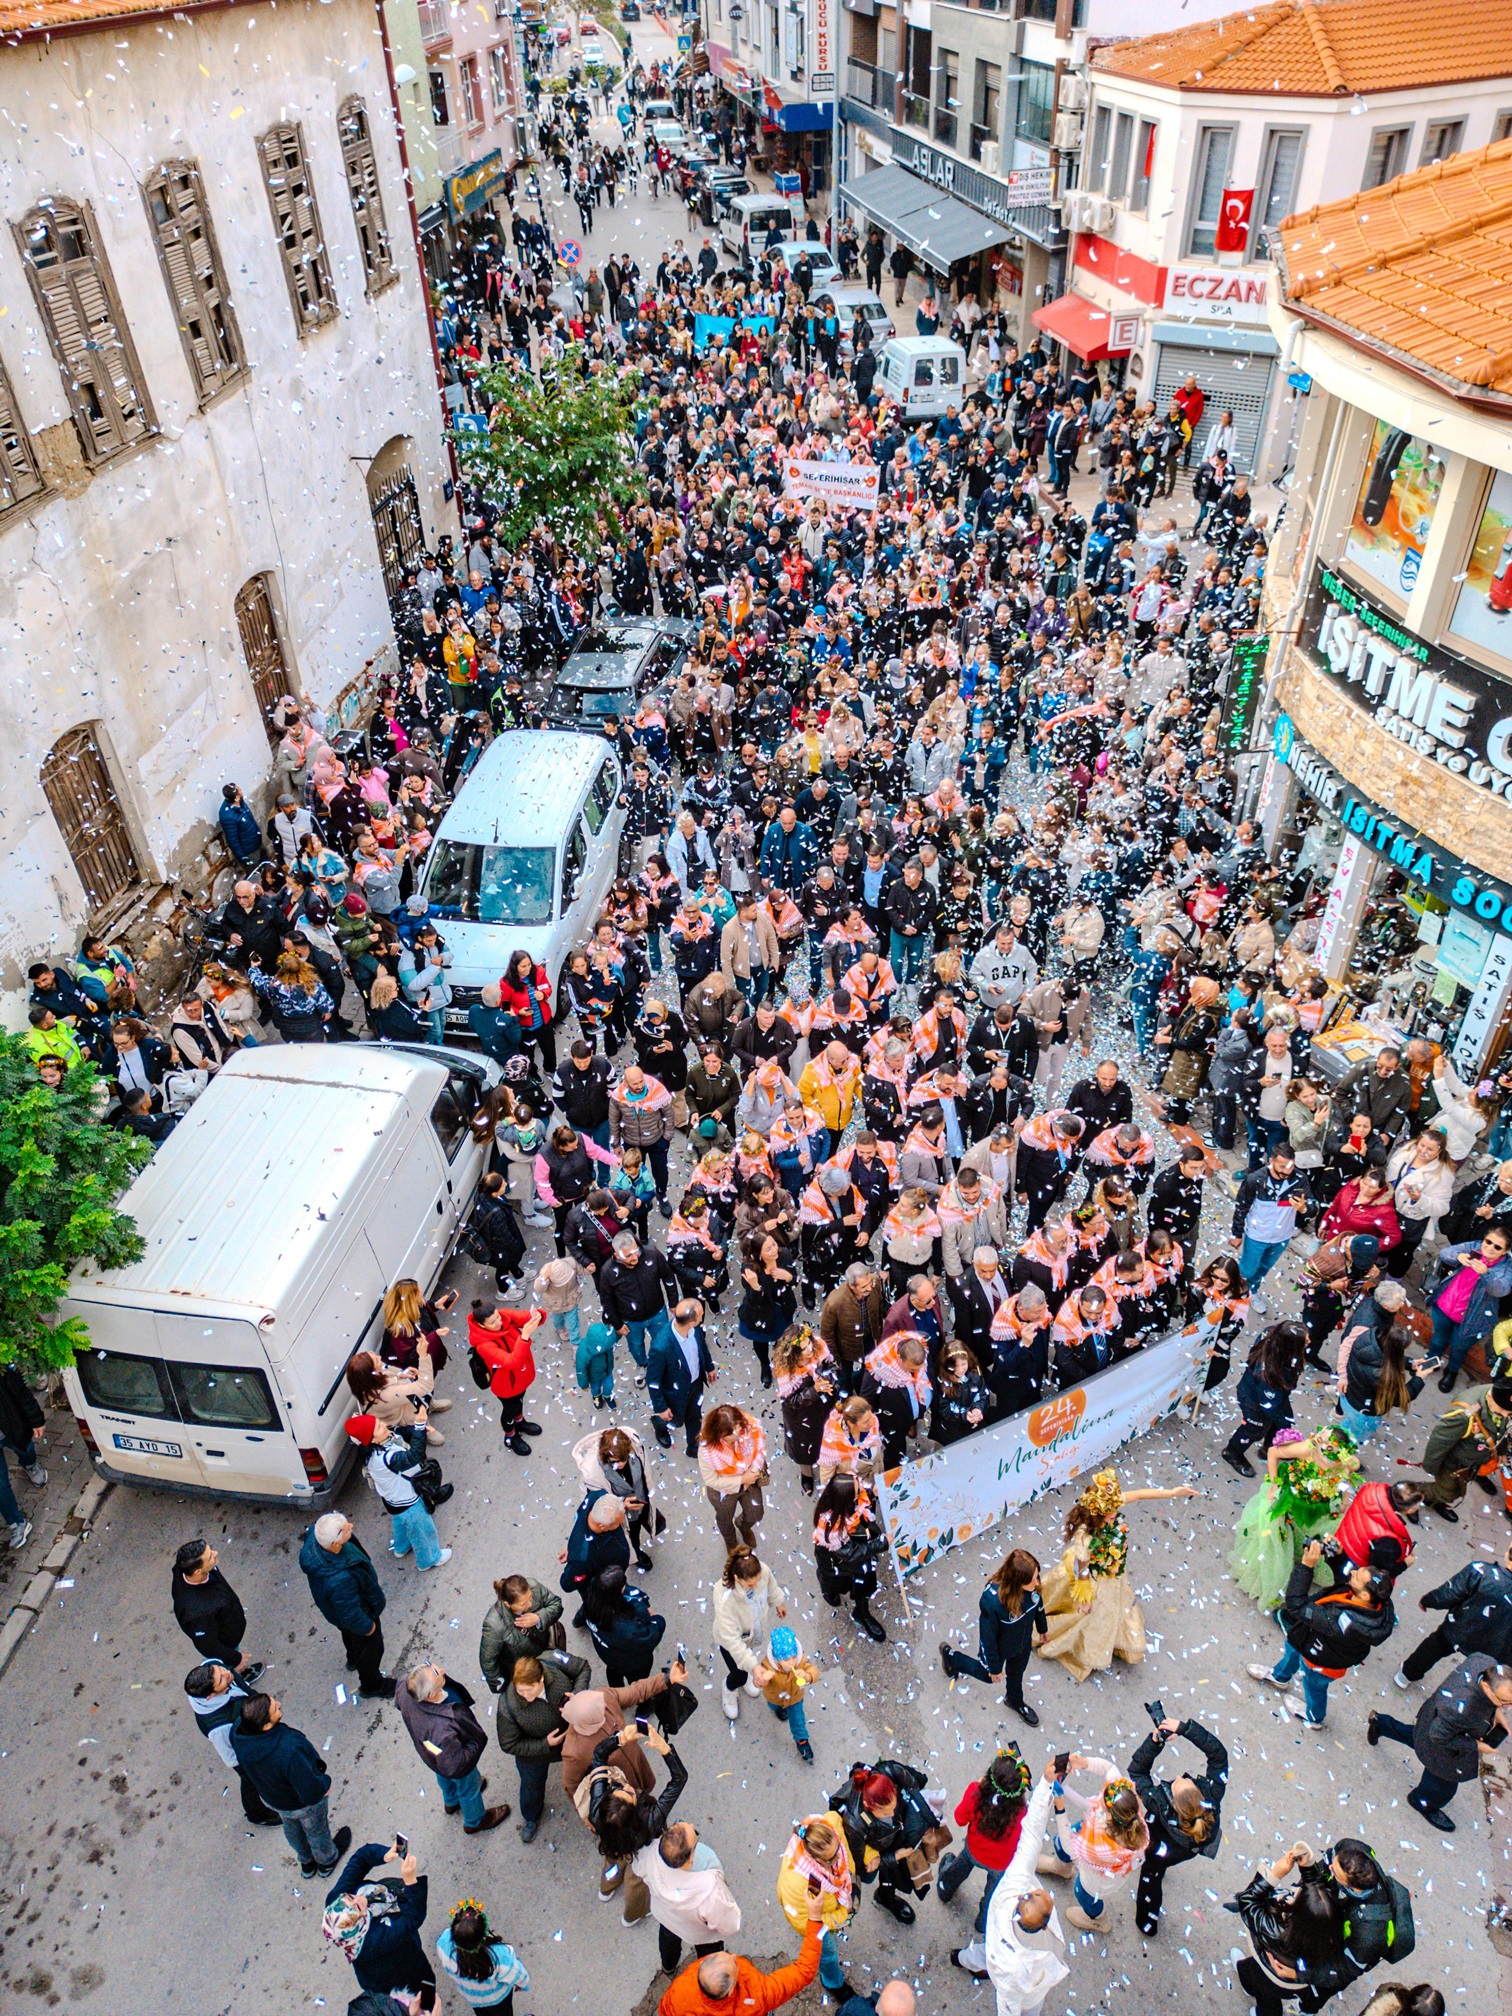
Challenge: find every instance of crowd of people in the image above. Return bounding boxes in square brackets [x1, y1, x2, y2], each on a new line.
[15, 36, 1511, 2016]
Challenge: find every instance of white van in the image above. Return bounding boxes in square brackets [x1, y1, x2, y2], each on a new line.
[60, 1045, 498, 1507]
[875, 335, 968, 419]
[420, 729, 623, 1032]
[721, 192, 796, 265]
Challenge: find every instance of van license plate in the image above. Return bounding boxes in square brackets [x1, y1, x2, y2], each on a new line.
[112, 1433, 184, 1458]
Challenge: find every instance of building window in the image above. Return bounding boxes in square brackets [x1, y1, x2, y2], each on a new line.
[15, 201, 155, 466]
[1421, 118, 1464, 166]
[0, 356, 46, 519]
[1254, 128, 1305, 248]
[490, 46, 510, 114]
[1185, 124, 1234, 258]
[460, 55, 485, 128]
[338, 99, 395, 295]
[369, 460, 426, 607]
[40, 724, 142, 916]
[1084, 102, 1110, 192]
[1108, 109, 1133, 201]
[934, 50, 959, 150]
[1129, 118, 1157, 213]
[258, 123, 338, 335]
[1495, 110, 1512, 143]
[1016, 59, 1055, 146]
[971, 59, 1000, 164]
[235, 575, 293, 739]
[430, 69, 450, 126]
[144, 161, 244, 403]
[1363, 125, 1411, 188]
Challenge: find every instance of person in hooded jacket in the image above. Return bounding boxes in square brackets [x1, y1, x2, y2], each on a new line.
[1394, 1541, 1512, 1685]
[829, 1759, 932, 1926]
[182, 1660, 281, 1825]
[1249, 1537, 1396, 1728]
[1127, 1715, 1228, 1934]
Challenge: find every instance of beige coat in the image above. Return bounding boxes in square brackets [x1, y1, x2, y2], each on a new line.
[720, 910, 781, 982]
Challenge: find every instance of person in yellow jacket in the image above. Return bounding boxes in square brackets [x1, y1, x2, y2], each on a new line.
[21, 1008, 84, 1071]
[777, 1813, 857, 1998]
[798, 1042, 863, 1156]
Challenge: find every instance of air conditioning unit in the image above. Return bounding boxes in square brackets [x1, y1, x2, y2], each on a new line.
[1058, 73, 1087, 113]
[1065, 191, 1115, 233]
[1052, 111, 1084, 151]
[979, 139, 1001, 175]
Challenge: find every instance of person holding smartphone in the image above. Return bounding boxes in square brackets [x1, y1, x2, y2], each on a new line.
[1127, 1712, 1229, 1934]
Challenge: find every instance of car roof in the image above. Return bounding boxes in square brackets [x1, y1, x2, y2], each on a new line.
[433, 729, 606, 845]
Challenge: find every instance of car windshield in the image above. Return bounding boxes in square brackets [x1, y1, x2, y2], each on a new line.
[426, 840, 556, 925]
[572, 625, 646, 653]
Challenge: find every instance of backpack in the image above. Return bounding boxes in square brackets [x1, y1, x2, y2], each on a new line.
[1345, 1874, 1414, 1967]
[467, 1344, 493, 1390]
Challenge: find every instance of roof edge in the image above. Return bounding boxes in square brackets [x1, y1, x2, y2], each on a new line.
[1, 0, 253, 46]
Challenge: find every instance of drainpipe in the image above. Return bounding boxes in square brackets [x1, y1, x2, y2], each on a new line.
[375, 0, 462, 510]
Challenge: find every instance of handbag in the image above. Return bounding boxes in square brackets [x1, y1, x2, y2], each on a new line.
[654, 1675, 700, 1737]
[411, 1457, 446, 1511]
[467, 1345, 493, 1390]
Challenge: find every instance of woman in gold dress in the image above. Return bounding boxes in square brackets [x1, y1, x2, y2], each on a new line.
[1036, 1469, 1198, 1682]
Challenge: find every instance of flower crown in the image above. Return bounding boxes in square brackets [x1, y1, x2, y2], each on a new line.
[1080, 1468, 1123, 1519]
[451, 1897, 487, 1923]
[989, 1747, 1031, 1801]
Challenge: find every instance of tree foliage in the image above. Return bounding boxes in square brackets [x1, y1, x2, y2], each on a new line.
[0, 1033, 149, 1371]
[462, 344, 645, 552]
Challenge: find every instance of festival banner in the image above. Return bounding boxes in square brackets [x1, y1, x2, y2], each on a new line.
[782, 456, 882, 513]
[877, 1320, 1212, 1578]
[693, 313, 779, 350]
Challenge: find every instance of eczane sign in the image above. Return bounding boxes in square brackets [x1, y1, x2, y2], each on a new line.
[1164, 265, 1269, 324]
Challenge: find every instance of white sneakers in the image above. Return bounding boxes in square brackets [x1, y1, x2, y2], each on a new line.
[1246, 1663, 1283, 1684]
[25, 1463, 46, 1487]
[721, 1688, 740, 1720]
[1392, 1669, 1412, 1690]
[743, 1675, 763, 1697]
[8, 1519, 32, 1550]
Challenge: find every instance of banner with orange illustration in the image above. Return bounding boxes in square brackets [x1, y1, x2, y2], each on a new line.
[876, 1320, 1213, 1580]
[782, 457, 882, 514]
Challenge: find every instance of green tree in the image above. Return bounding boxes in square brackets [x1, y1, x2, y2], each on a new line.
[462, 345, 645, 552]
[0, 1033, 149, 1371]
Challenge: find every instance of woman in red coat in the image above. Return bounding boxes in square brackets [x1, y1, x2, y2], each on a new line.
[469, 1301, 543, 1454]
[499, 948, 557, 1070]
[1318, 1167, 1402, 1252]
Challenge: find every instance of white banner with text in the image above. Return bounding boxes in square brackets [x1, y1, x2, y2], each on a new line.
[782, 457, 882, 513]
[878, 1321, 1213, 1578]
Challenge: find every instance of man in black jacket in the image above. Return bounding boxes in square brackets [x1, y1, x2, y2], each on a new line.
[1334, 1048, 1412, 1142]
[1368, 1653, 1512, 1832]
[966, 1001, 1038, 1080]
[397, 1664, 509, 1833]
[1394, 1542, 1512, 1685]
[1128, 1715, 1228, 1933]
[884, 860, 935, 989]
[1065, 1059, 1133, 1137]
[172, 1539, 262, 1685]
[599, 1234, 679, 1369]
[231, 1693, 352, 1876]
[299, 1513, 394, 1698]
[731, 1000, 799, 1073]
[1147, 1145, 1208, 1256]
[0, 1366, 47, 1549]
[1250, 1537, 1394, 1727]
[962, 1064, 1033, 1144]
[554, 1041, 614, 1143]
[209, 880, 284, 972]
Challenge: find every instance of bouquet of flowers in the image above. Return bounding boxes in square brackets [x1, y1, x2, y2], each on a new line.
[1273, 1424, 1359, 1526]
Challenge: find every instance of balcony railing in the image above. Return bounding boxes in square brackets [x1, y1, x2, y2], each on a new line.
[969, 120, 995, 163]
[434, 126, 465, 176]
[933, 103, 958, 148]
[418, 0, 450, 45]
[899, 87, 931, 132]
[844, 57, 896, 118]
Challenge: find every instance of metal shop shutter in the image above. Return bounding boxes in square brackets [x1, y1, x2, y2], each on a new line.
[1153, 342, 1274, 476]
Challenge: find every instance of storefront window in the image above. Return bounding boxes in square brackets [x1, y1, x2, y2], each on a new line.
[1341, 420, 1445, 603]
[1446, 467, 1512, 672]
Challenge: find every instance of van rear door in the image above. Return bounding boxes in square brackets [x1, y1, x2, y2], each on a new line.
[153, 1312, 302, 1497]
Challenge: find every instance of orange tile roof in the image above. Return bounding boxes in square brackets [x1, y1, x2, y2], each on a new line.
[1091, 0, 1512, 98]
[0, 0, 235, 38]
[1275, 137, 1512, 402]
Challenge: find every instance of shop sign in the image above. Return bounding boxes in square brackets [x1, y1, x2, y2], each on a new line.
[1218, 631, 1268, 756]
[813, 0, 833, 89]
[1302, 565, 1512, 798]
[1108, 313, 1140, 353]
[890, 132, 1050, 222]
[1314, 835, 1364, 976]
[1454, 931, 1512, 1076]
[1163, 265, 1270, 324]
[446, 150, 507, 218]
[1439, 912, 1494, 990]
[1272, 713, 1512, 929]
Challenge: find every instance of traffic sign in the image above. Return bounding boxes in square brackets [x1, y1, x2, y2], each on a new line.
[558, 240, 583, 267]
[677, 32, 692, 50]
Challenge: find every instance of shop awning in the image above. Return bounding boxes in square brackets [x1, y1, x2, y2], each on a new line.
[1031, 292, 1129, 361]
[839, 163, 1011, 275]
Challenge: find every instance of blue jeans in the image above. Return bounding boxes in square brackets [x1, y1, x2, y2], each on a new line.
[936, 1847, 1004, 1935]
[1271, 1643, 1330, 1723]
[1432, 1305, 1476, 1376]
[549, 1307, 583, 1348]
[770, 1698, 809, 1744]
[391, 1499, 445, 1569]
[1246, 1117, 1290, 1171]
[275, 1794, 336, 1869]
[819, 1930, 847, 1993]
[437, 1764, 486, 1826]
[889, 929, 926, 983]
[0, 1436, 37, 1527]
[622, 1318, 655, 1368]
[1072, 1872, 1103, 1919]
[1338, 1397, 1384, 1446]
[1239, 1235, 1288, 1290]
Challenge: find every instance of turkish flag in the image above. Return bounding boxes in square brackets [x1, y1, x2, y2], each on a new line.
[1214, 188, 1254, 254]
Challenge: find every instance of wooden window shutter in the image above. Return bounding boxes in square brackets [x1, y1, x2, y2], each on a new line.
[258, 122, 337, 334]
[0, 358, 45, 517]
[144, 162, 244, 402]
[338, 98, 395, 294]
[15, 201, 154, 465]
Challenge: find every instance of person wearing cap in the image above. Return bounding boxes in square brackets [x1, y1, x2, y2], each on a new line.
[758, 1625, 820, 1763]
[1418, 1377, 1512, 1522]
[346, 1413, 452, 1571]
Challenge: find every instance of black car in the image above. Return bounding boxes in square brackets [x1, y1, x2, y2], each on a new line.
[620, 0, 640, 17]
[546, 616, 693, 729]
